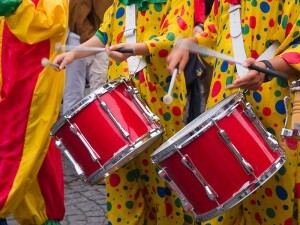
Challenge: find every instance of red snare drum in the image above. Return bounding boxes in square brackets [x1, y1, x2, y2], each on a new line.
[151, 92, 286, 222]
[51, 78, 164, 185]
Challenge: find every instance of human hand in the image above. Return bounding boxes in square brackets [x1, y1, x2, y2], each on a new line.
[226, 58, 267, 91]
[106, 43, 135, 62]
[193, 24, 204, 35]
[52, 51, 76, 71]
[166, 38, 192, 75]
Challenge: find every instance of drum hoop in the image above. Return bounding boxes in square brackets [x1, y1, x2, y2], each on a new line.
[151, 92, 245, 163]
[50, 77, 128, 135]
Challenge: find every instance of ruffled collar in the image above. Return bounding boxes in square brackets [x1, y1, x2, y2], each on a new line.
[119, 0, 167, 11]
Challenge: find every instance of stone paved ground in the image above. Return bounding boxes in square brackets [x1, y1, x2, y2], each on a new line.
[7, 156, 107, 225]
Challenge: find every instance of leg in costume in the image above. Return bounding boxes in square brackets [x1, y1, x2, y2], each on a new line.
[106, 140, 197, 225]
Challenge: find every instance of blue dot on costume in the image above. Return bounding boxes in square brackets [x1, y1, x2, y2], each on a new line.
[157, 186, 166, 198]
[276, 186, 288, 200]
[116, 7, 125, 19]
[220, 61, 228, 72]
[275, 100, 286, 114]
[253, 91, 262, 103]
[260, 2, 270, 13]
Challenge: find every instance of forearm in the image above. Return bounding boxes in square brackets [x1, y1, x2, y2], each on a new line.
[73, 36, 105, 60]
[269, 57, 299, 79]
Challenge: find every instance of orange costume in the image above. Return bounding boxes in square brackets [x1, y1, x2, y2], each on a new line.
[0, 0, 68, 224]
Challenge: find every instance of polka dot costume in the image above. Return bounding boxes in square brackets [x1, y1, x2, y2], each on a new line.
[195, 0, 300, 224]
[96, 0, 197, 224]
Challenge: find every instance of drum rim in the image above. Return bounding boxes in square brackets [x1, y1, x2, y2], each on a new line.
[150, 92, 245, 162]
[50, 77, 128, 135]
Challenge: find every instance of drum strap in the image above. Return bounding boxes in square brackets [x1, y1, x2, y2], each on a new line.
[124, 4, 147, 74]
[229, 4, 279, 78]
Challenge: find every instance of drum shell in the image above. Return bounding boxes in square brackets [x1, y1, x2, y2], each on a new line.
[151, 93, 286, 221]
[51, 79, 164, 184]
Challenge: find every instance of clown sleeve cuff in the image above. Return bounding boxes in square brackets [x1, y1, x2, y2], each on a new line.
[0, 0, 22, 16]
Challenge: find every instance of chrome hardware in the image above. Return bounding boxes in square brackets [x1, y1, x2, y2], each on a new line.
[244, 102, 279, 151]
[69, 122, 101, 163]
[217, 128, 254, 175]
[125, 84, 159, 123]
[100, 101, 131, 141]
[158, 168, 195, 212]
[55, 139, 85, 178]
[181, 154, 219, 202]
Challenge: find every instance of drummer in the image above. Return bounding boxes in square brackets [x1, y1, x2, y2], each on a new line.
[53, 0, 201, 224]
[167, 0, 300, 224]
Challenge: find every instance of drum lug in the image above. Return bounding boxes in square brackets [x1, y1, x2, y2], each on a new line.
[181, 154, 219, 202]
[69, 122, 102, 164]
[157, 168, 195, 212]
[125, 84, 160, 124]
[100, 101, 131, 141]
[216, 127, 254, 175]
[55, 139, 86, 180]
[244, 103, 280, 151]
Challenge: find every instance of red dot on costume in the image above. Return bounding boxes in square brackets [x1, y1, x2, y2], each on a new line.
[138, 202, 143, 208]
[249, 16, 256, 29]
[175, 121, 180, 125]
[117, 204, 122, 209]
[141, 11, 146, 16]
[251, 50, 259, 59]
[177, 17, 188, 30]
[109, 174, 121, 187]
[285, 137, 298, 150]
[265, 188, 272, 197]
[150, 43, 156, 48]
[165, 202, 173, 217]
[140, 26, 145, 33]
[149, 212, 155, 220]
[211, 81, 222, 98]
[158, 108, 163, 115]
[124, 68, 128, 72]
[258, 86, 263, 92]
[295, 183, 300, 199]
[180, 6, 185, 16]
[151, 97, 156, 103]
[142, 159, 149, 166]
[226, 33, 230, 39]
[172, 106, 182, 116]
[269, 19, 275, 27]
[174, 9, 179, 15]
[284, 218, 293, 225]
[250, 200, 256, 205]
[255, 213, 262, 224]
[274, 123, 278, 127]
[262, 107, 271, 116]
[158, 49, 169, 57]
[200, 32, 208, 37]
[148, 82, 156, 91]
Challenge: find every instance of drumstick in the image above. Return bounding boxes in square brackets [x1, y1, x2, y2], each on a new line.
[41, 57, 60, 69]
[55, 43, 134, 54]
[180, 41, 287, 80]
[163, 68, 178, 105]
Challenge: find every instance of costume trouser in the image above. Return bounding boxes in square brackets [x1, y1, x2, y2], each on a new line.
[62, 32, 108, 114]
[106, 140, 198, 225]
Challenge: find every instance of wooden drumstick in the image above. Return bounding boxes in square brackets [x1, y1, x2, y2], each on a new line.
[41, 58, 60, 69]
[180, 40, 287, 80]
[55, 43, 134, 54]
[163, 68, 178, 105]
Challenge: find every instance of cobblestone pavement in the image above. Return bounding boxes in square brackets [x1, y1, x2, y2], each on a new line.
[7, 156, 107, 225]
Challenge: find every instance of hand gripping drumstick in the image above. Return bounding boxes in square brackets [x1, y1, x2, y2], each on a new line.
[180, 40, 287, 80]
[55, 43, 134, 54]
[41, 58, 60, 69]
[163, 68, 178, 104]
